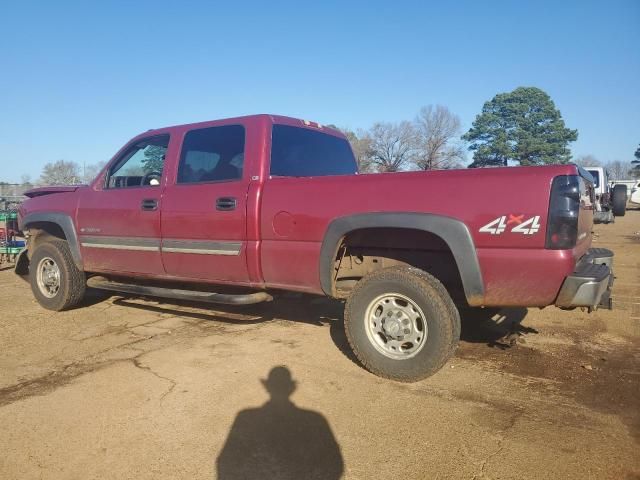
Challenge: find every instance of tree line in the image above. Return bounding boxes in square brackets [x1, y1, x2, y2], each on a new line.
[6, 86, 640, 186]
[341, 86, 580, 173]
[4, 160, 107, 187]
[343, 86, 638, 178]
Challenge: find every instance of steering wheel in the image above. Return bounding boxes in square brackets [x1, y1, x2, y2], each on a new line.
[140, 171, 162, 186]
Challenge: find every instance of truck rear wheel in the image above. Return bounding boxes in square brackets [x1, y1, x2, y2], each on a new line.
[612, 184, 627, 217]
[344, 266, 460, 382]
[30, 239, 86, 311]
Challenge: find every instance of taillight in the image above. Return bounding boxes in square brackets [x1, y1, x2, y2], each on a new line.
[546, 175, 580, 249]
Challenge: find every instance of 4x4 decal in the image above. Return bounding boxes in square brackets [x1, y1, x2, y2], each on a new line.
[479, 215, 541, 235]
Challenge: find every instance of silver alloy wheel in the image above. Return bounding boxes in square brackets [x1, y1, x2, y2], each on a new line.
[36, 256, 61, 298]
[364, 293, 428, 359]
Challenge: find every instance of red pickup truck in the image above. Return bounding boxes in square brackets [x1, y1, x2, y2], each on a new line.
[17, 114, 614, 381]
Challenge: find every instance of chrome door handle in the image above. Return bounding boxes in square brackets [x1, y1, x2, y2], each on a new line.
[141, 199, 158, 211]
[216, 197, 237, 211]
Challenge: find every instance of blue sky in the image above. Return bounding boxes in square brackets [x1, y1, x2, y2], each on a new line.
[0, 0, 638, 182]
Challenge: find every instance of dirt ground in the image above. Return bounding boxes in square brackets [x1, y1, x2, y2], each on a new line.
[1, 211, 639, 480]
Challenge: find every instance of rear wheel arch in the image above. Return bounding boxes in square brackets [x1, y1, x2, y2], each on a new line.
[319, 213, 484, 306]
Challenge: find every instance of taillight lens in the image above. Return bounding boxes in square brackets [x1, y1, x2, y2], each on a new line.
[546, 175, 580, 249]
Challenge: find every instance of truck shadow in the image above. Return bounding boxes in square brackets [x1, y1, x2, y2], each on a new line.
[86, 288, 536, 363]
[90, 290, 360, 363]
[459, 307, 537, 350]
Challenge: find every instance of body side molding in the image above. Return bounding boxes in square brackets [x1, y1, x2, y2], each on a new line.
[319, 212, 485, 305]
[162, 239, 242, 256]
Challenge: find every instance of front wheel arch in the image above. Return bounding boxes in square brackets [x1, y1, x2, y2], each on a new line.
[21, 213, 83, 270]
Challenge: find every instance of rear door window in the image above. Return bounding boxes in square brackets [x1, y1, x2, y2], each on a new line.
[270, 125, 357, 177]
[177, 125, 245, 183]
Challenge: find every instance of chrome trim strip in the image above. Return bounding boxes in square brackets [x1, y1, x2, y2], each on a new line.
[161, 239, 241, 256]
[161, 247, 240, 255]
[80, 243, 159, 252]
[79, 235, 161, 252]
[79, 236, 242, 255]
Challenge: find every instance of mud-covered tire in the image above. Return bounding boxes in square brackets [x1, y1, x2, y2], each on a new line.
[612, 184, 627, 217]
[29, 239, 86, 311]
[344, 266, 460, 382]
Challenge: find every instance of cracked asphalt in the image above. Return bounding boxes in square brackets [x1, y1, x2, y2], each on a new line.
[1, 211, 639, 479]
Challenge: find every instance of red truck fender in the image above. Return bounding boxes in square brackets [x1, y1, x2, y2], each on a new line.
[19, 212, 84, 271]
[318, 212, 485, 306]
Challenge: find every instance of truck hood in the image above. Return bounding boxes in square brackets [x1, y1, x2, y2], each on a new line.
[23, 185, 85, 198]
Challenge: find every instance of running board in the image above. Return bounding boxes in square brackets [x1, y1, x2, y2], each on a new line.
[87, 278, 273, 305]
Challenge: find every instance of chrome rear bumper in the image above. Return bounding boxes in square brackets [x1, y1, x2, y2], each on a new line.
[555, 248, 614, 310]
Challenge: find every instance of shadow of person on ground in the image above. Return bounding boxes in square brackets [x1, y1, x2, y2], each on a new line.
[216, 366, 344, 480]
[459, 307, 537, 350]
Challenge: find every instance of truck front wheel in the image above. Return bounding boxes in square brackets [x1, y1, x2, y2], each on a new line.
[30, 239, 86, 311]
[344, 266, 460, 382]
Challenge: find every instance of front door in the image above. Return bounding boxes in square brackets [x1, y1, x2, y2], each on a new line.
[160, 124, 250, 283]
[76, 134, 171, 275]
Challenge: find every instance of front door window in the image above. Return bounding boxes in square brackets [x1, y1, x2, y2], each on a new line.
[107, 135, 169, 188]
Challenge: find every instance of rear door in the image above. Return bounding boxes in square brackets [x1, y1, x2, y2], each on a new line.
[77, 134, 171, 275]
[160, 124, 250, 282]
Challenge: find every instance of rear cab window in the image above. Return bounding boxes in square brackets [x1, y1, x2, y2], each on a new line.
[270, 125, 357, 177]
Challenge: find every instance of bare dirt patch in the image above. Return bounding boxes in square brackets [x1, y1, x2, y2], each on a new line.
[0, 211, 639, 479]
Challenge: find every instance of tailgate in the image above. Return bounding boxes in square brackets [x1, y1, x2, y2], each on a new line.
[575, 167, 595, 258]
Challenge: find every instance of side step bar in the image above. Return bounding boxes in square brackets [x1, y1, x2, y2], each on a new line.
[87, 278, 273, 305]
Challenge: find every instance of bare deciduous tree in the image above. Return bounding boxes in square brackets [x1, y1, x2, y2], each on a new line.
[604, 160, 633, 180]
[39, 160, 81, 185]
[367, 121, 418, 172]
[20, 174, 32, 186]
[82, 161, 107, 183]
[341, 128, 374, 173]
[414, 105, 465, 170]
[574, 154, 600, 167]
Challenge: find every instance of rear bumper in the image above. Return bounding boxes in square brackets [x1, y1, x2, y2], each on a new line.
[555, 248, 614, 310]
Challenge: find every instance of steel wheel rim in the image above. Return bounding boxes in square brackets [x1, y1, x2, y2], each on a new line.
[36, 256, 61, 298]
[364, 293, 428, 359]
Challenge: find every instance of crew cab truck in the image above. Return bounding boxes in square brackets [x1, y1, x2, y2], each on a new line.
[16, 114, 614, 382]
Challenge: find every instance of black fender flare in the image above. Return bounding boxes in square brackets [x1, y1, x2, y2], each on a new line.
[20, 212, 83, 270]
[318, 212, 484, 306]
